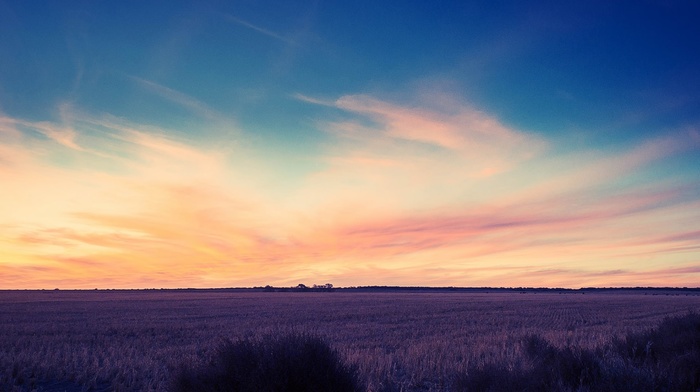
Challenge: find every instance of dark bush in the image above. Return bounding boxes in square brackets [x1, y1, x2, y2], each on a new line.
[453, 336, 602, 392]
[525, 335, 602, 388]
[453, 313, 700, 392]
[619, 313, 700, 363]
[616, 312, 700, 391]
[172, 333, 363, 392]
[452, 362, 546, 392]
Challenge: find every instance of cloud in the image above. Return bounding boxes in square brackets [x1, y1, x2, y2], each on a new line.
[224, 14, 297, 45]
[333, 94, 520, 150]
[1, 107, 343, 288]
[128, 76, 233, 124]
[299, 92, 546, 182]
[0, 116, 21, 139]
[1, 92, 699, 289]
[0, 117, 31, 167]
[282, 93, 700, 287]
[330, 183, 695, 261]
[467, 260, 700, 289]
[33, 122, 83, 151]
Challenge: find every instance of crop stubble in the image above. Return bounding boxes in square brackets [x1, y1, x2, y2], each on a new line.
[1, 290, 699, 391]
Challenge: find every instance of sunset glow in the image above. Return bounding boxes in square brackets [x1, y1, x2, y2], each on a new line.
[1, 2, 699, 288]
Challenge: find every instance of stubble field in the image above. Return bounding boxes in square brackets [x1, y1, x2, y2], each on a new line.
[1, 290, 699, 391]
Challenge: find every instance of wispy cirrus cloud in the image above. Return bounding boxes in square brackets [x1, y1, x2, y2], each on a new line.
[1, 109, 84, 152]
[0, 115, 274, 288]
[330, 184, 698, 263]
[224, 14, 297, 45]
[129, 76, 223, 121]
[297, 92, 546, 182]
[30, 121, 84, 151]
[282, 93, 700, 287]
[1, 91, 699, 289]
[501, 262, 700, 289]
[333, 94, 533, 151]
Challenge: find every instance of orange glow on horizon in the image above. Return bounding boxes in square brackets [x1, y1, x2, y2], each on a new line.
[1, 96, 700, 289]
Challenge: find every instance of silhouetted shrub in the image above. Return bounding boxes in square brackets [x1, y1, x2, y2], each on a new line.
[526, 335, 602, 388]
[453, 313, 700, 392]
[172, 333, 363, 392]
[452, 362, 545, 392]
[616, 312, 700, 391]
[619, 313, 700, 363]
[453, 336, 602, 391]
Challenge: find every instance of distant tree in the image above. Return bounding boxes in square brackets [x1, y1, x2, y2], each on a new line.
[296, 284, 308, 290]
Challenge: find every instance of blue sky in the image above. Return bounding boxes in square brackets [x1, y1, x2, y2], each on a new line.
[1, 1, 700, 288]
[5, 1, 699, 137]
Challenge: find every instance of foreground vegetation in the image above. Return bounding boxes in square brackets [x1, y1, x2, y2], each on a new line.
[172, 333, 361, 392]
[174, 314, 700, 392]
[1, 290, 699, 391]
[455, 313, 700, 391]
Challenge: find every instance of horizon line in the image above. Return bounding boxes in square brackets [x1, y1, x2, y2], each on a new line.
[2, 285, 699, 291]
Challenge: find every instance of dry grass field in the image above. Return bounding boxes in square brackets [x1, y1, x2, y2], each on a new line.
[1, 290, 699, 391]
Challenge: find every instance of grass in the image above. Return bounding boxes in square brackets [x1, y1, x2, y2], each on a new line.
[172, 333, 361, 392]
[453, 313, 700, 392]
[0, 290, 699, 391]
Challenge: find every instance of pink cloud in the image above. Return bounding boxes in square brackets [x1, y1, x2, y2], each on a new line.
[25, 120, 84, 151]
[299, 93, 546, 182]
[332, 93, 545, 159]
[1, 94, 699, 289]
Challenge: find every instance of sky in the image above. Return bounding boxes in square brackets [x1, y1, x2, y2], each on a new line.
[1, 1, 700, 289]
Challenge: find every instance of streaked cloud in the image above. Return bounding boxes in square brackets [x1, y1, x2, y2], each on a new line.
[1, 93, 699, 288]
[299, 93, 546, 183]
[224, 14, 297, 45]
[129, 76, 222, 121]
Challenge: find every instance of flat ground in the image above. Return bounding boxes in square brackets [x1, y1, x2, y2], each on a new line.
[1, 290, 699, 391]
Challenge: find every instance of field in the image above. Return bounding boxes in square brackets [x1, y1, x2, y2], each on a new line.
[1, 290, 700, 391]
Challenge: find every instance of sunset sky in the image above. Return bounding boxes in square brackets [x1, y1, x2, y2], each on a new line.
[1, 1, 699, 289]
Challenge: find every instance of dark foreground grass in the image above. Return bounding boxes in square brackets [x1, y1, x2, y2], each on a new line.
[172, 333, 362, 392]
[169, 314, 700, 392]
[3, 291, 700, 391]
[454, 313, 700, 392]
